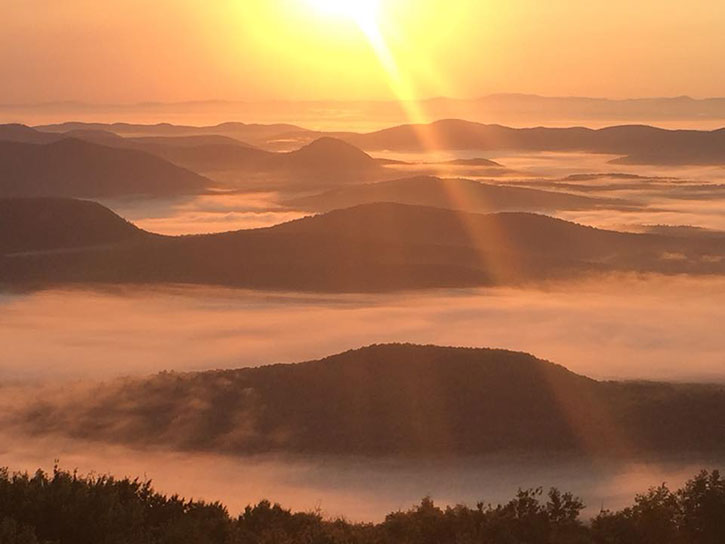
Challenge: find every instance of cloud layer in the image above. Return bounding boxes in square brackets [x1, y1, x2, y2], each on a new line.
[1, 274, 723, 383]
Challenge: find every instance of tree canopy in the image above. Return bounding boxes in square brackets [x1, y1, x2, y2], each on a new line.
[1, 466, 723, 544]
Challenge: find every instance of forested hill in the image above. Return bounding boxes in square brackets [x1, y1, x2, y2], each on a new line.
[12, 344, 725, 457]
[3, 200, 724, 291]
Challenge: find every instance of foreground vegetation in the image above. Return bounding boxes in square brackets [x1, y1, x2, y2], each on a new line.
[1, 466, 723, 543]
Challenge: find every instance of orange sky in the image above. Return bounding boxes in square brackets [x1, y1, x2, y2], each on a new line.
[2, 0, 724, 104]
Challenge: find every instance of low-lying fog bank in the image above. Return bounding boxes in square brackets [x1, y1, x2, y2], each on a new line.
[1, 274, 723, 383]
[103, 192, 307, 235]
[0, 434, 719, 522]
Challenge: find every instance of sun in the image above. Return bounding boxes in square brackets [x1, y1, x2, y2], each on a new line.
[305, 0, 381, 25]
[302, 0, 428, 125]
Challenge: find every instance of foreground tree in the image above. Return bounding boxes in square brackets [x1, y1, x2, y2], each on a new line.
[0, 466, 723, 544]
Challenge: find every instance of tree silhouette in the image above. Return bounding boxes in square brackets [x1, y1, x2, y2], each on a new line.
[1, 466, 724, 543]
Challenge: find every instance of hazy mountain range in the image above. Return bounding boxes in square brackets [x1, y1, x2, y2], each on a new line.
[4, 94, 725, 129]
[342, 120, 725, 165]
[4, 118, 723, 167]
[1, 199, 722, 291]
[0, 123, 400, 193]
[11, 343, 725, 456]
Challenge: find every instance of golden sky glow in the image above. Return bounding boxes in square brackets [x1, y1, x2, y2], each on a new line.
[1, 0, 724, 104]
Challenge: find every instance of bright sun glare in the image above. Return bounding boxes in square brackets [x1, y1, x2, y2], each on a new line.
[305, 0, 381, 24]
[305, 0, 430, 131]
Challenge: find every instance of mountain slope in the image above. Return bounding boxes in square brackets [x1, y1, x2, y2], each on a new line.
[0, 139, 211, 198]
[0, 198, 147, 255]
[1, 201, 722, 291]
[12, 343, 725, 456]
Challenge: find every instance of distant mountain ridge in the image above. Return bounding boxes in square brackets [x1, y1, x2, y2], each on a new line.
[4, 94, 725, 130]
[11, 343, 725, 456]
[8, 118, 725, 166]
[5, 120, 723, 171]
[342, 120, 725, 165]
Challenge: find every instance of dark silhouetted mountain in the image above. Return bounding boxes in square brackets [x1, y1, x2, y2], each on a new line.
[14, 343, 725, 456]
[1, 201, 722, 291]
[0, 139, 211, 198]
[343, 120, 725, 165]
[0, 198, 147, 254]
[285, 176, 631, 214]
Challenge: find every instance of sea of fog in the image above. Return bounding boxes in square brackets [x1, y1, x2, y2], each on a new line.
[1, 275, 724, 383]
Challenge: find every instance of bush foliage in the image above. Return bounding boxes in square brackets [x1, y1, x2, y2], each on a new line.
[0, 466, 723, 543]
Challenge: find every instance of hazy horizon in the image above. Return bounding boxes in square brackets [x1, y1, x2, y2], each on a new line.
[3, 94, 725, 132]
